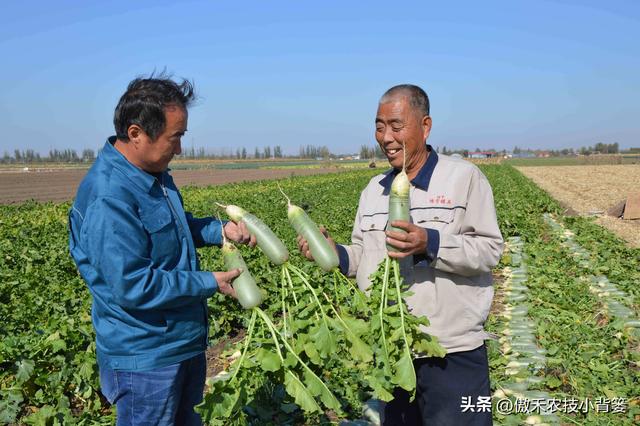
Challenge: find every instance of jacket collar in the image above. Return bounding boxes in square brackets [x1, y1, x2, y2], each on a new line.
[379, 144, 438, 191]
[103, 136, 164, 193]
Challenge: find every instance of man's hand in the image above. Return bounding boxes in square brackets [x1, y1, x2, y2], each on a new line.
[385, 221, 428, 259]
[213, 269, 242, 298]
[223, 221, 257, 247]
[296, 226, 337, 260]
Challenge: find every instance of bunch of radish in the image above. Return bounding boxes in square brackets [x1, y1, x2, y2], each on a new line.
[203, 146, 444, 421]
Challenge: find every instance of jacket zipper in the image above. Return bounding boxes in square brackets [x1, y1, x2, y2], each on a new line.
[160, 176, 209, 347]
[159, 176, 186, 236]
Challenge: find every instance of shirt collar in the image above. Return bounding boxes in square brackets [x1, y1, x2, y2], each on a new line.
[379, 144, 439, 191]
[102, 136, 162, 193]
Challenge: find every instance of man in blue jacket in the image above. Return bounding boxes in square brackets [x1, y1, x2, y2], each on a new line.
[68, 76, 254, 425]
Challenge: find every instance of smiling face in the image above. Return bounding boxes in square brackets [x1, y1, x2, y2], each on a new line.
[375, 95, 431, 179]
[126, 105, 187, 173]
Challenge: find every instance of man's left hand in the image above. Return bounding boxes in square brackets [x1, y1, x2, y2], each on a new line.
[385, 220, 427, 258]
[223, 221, 257, 247]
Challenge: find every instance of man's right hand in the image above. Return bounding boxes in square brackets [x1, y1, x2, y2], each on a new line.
[213, 269, 242, 298]
[296, 226, 338, 260]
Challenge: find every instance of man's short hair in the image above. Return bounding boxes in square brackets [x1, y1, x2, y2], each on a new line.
[114, 74, 195, 141]
[380, 84, 430, 117]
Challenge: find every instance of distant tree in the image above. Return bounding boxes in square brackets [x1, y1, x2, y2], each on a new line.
[297, 144, 333, 159]
[374, 144, 383, 158]
[23, 149, 35, 162]
[81, 149, 95, 162]
[359, 145, 372, 159]
[254, 147, 260, 159]
[319, 146, 330, 159]
[300, 145, 314, 158]
[594, 142, 619, 154]
[241, 147, 247, 159]
[274, 145, 282, 158]
[264, 146, 271, 159]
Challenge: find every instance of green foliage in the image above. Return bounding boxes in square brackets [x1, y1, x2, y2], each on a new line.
[2, 165, 638, 424]
[480, 165, 562, 241]
[483, 165, 640, 425]
[0, 202, 112, 424]
[563, 216, 640, 307]
[0, 170, 378, 423]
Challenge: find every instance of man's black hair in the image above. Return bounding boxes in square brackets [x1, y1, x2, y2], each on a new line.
[380, 84, 430, 117]
[114, 73, 195, 141]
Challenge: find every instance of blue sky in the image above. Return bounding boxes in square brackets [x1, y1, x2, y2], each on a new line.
[1, 0, 638, 155]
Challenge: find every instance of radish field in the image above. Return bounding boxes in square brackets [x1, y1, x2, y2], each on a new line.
[0, 166, 638, 425]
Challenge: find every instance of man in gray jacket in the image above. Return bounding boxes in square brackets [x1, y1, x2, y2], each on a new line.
[298, 84, 503, 425]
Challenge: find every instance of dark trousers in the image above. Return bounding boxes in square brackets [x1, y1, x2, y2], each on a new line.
[383, 344, 492, 426]
[99, 353, 206, 426]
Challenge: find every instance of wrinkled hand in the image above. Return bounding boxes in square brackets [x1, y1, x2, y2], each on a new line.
[213, 268, 242, 298]
[223, 221, 257, 247]
[385, 221, 428, 259]
[296, 226, 337, 260]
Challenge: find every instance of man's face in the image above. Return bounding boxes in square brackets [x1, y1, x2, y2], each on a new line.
[375, 96, 431, 172]
[135, 106, 187, 173]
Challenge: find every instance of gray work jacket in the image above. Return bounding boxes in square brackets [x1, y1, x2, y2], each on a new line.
[337, 149, 504, 354]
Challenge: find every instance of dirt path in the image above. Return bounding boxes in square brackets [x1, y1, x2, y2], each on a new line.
[0, 168, 347, 204]
[517, 165, 640, 247]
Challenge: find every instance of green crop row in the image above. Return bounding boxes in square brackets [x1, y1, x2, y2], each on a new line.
[0, 170, 378, 424]
[484, 165, 639, 425]
[1, 165, 638, 424]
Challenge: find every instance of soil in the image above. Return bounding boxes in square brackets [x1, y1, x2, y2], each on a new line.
[0, 167, 347, 204]
[205, 330, 246, 380]
[516, 165, 640, 247]
[489, 271, 506, 318]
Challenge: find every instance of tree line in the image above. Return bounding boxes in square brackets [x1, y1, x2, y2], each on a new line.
[1, 149, 97, 164]
[1, 144, 333, 164]
[1, 142, 629, 164]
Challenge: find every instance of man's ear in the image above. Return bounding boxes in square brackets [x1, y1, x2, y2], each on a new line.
[422, 115, 432, 141]
[127, 125, 143, 146]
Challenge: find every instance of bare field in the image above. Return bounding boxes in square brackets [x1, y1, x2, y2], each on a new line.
[0, 168, 347, 204]
[517, 164, 640, 247]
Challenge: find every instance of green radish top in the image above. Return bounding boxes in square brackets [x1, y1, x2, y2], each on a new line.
[224, 204, 247, 222]
[221, 240, 237, 254]
[386, 142, 411, 253]
[219, 237, 263, 310]
[390, 169, 410, 199]
[287, 204, 306, 230]
[279, 185, 339, 272]
[391, 140, 410, 198]
[218, 202, 289, 265]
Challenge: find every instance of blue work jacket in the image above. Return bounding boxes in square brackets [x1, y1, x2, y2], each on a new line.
[68, 137, 224, 371]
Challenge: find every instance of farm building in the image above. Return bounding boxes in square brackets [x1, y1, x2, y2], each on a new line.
[468, 151, 496, 159]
